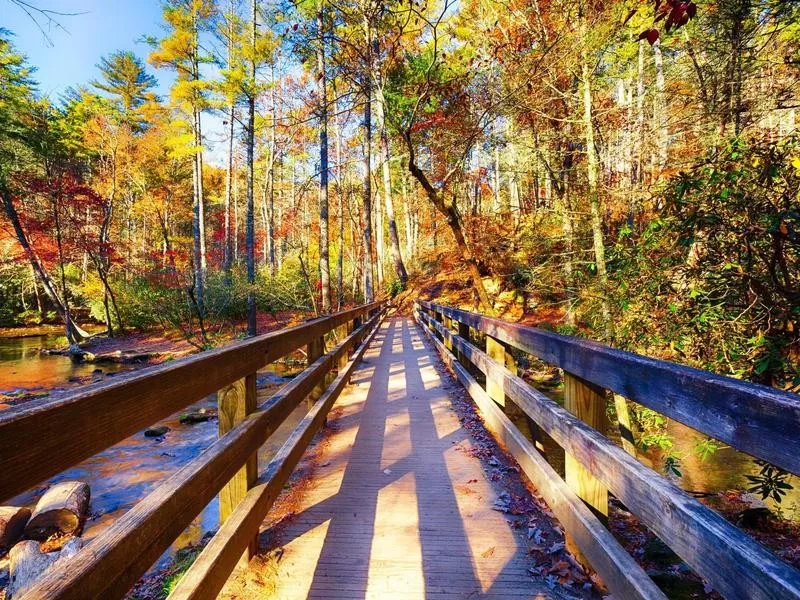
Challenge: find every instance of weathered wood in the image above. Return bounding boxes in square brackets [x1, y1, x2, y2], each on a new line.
[25, 482, 89, 541]
[419, 300, 800, 476]
[417, 312, 666, 600]
[217, 374, 258, 563]
[0, 507, 31, 551]
[0, 302, 383, 503]
[8, 538, 82, 600]
[419, 310, 800, 600]
[168, 311, 384, 600]
[18, 310, 384, 600]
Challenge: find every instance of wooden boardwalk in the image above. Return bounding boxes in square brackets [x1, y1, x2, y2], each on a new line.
[222, 317, 556, 599]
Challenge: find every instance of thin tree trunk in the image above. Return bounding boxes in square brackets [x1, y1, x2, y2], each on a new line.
[245, 0, 257, 336]
[334, 87, 345, 308]
[652, 40, 668, 172]
[403, 135, 493, 312]
[374, 85, 408, 285]
[317, 5, 331, 311]
[362, 75, 375, 303]
[191, 5, 206, 315]
[224, 104, 235, 281]
[1, 189, 88, 344]
[581, 52, 611, 333]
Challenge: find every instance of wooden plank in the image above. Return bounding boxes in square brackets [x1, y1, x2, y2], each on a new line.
[419, 310, 800, 600]
[418, 301, 800, 477]
[307, 334, 326, 406]
[168, 310, 385, 600]
[415, 312, 666, 600]
[0, 302, 383, 502]
[17, 313, 383, 600]
[218, 374, 258, 563]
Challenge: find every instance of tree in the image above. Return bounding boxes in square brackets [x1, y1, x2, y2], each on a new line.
[149, 0, 215, 315]
[92, 50, 157, 125]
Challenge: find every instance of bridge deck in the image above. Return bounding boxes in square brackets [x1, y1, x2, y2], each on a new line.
[220, 316, 559, 599]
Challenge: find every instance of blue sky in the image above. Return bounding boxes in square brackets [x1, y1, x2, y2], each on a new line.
[2, 0, 169, 97]
[2, 0, 228, 163]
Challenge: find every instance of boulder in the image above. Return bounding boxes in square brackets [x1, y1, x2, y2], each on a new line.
[25, 481, 89, 541]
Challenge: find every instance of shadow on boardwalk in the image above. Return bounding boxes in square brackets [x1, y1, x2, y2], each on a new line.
[220, 317, 597, 600]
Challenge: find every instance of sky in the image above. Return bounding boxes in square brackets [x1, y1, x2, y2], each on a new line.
[1, 0, 227, 164]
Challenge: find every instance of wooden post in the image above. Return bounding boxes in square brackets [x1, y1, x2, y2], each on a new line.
[337, 321, 352, 372]
[307, 335, 326, 406]
[443, 315, 454, 353]
[485, 335, 508, 408]
[614, 394, 637, 457]
[218, 373, 258, 563]
[564, 371, 608, 560]
[457, 321, 471, 371]
[486, 335, 536, 445]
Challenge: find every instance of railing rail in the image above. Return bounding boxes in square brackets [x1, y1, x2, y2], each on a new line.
[1, 301, 388, 600]
[415, 300, 800, 600]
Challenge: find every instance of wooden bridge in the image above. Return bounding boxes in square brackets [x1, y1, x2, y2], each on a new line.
[1, 300, 800, 599]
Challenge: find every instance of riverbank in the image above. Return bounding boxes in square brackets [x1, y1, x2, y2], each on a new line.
[0, 310, 314, 411]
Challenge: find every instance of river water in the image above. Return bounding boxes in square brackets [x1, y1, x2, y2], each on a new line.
[0, 334, 309, 571]
[535, 384, 800, 520]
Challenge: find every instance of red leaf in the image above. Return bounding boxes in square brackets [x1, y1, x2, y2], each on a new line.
[646, 29, 660, 44]
[687, 2, 697, 18]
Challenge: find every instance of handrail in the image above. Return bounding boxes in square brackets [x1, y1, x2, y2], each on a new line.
[3, 301, 387, 600]
[0, 301, 383, 502]
[415, 300, 800, 600]
[418, 300, 800, 476]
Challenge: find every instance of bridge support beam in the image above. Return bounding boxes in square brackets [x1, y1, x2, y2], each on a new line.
[218, 373, 258, 564]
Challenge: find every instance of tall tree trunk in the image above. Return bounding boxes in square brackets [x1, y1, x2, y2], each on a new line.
[652, 40, 668, 172]
[190, 7, 206, 315]
[1, 189, 88, 344]
[267, 69, 277, 275]
[223, 3, 235, 282]
[374, 85, 408, 285]
[245, 0, 257, 336]
[334, 87, 345, 308]
[362, 75, 375, 303]
[581, 53, 611, 334]
[224, 104, 235, 281]
[317, 5, 331, 312]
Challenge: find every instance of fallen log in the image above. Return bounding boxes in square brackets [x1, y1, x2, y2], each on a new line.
[0, 507, 31, 552]
[7, 537, 82, 599]
[24, 482, 89, 541]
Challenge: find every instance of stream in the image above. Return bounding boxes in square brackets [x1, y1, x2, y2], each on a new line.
[534, 383, 800, 520]
[0, 333, 309, 572]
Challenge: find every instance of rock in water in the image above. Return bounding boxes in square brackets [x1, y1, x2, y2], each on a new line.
[144, 425, 170, 437]
[25, 481, 90, 541]
[7, 537, 82, 599]
[180, 411, 210, 424]
[0, 507, 31, 552]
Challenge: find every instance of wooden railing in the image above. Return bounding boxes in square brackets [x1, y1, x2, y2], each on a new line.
[0, 301, 388, 600]
[415, 300, 800, 600]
